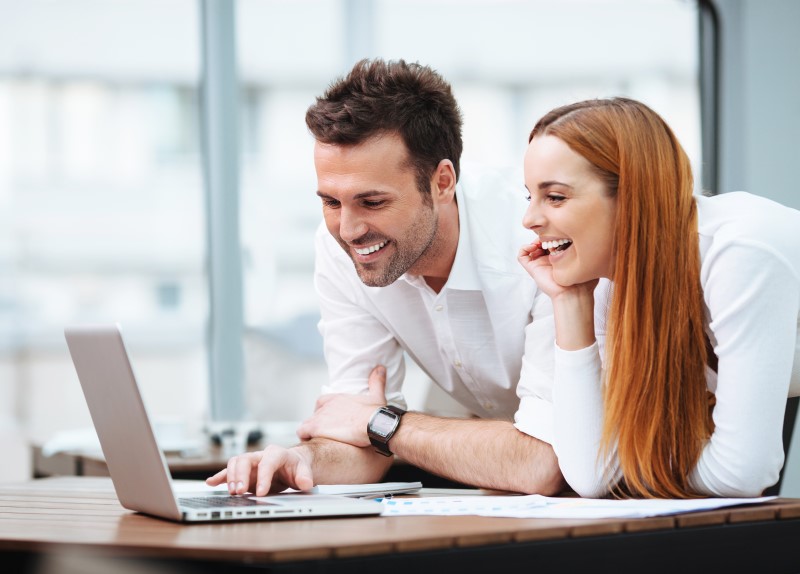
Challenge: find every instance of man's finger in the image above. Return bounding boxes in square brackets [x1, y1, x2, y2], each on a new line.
[205, 468, 227, 486]
[296, 418, 313, 441]
[233, 454, 255, 494]
[255, 446, 286, 497]
[292, 454, 314, 491]
[225, 456, 241, 494]
[367, 365, 387, 400]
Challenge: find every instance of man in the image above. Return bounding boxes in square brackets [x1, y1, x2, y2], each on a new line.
[207, 59, 562, 497]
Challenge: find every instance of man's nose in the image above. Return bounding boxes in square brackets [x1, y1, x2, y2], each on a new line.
[339, 207, 369, 243]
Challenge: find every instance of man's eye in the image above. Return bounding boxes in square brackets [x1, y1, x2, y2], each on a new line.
[362, 200, 385, 208]
[321, 198, 340, 208]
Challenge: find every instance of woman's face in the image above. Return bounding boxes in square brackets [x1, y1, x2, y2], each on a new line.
[522, 134, 617, 286]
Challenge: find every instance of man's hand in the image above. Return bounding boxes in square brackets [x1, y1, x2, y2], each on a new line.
[296, 365, 388, 447]
[205, 444, 314, 497]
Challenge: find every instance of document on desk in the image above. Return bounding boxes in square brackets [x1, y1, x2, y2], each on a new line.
[380, 494, 777, 519]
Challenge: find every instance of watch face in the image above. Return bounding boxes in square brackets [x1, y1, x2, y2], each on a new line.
[371, 411, 397, 437]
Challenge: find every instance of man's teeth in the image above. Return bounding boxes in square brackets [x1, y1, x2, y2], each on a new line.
[541, 239, 573, 253]
[354, 241, 386, 255]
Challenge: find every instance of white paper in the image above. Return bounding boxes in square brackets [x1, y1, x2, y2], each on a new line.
[311, 482, 422, 497]
[379, 494, 777, 519]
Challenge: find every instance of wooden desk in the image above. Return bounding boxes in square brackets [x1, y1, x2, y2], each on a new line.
[2, 477, 800, 573]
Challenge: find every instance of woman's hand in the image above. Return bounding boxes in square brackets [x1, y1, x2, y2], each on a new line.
[518, 242, 569, 299]
[518, 241, 599, 298]
[518, 241, 599, 351]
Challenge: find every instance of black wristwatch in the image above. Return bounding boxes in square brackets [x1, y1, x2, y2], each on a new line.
[367, 405, 406, 456]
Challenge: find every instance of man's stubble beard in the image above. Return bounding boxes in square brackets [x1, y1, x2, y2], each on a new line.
[354, 207, 439, 288]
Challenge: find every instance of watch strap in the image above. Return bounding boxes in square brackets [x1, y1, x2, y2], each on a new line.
[367, 405, 406, 456]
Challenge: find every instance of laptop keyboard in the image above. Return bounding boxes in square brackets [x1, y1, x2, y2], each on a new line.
[178, 496, 276, 509]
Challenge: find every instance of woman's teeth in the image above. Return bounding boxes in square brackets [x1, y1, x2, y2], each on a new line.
[355, 241, 386, 255]
[541, 239, 573, 253]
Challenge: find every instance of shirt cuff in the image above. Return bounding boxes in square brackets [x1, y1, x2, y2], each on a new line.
[554, 341, 602, 378]
[514, 396, 554, 445]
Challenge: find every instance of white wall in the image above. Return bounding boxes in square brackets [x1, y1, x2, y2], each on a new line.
[715, 0, 800, 495]
[717, 0, 800, 209]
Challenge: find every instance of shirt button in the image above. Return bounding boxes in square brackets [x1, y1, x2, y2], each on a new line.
[434, 305, 443, 312]
[454, 360, 462, 368]
[484, 402, 494, 410]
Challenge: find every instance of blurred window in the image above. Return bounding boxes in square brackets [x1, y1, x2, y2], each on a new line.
[0, 0, 208, 443]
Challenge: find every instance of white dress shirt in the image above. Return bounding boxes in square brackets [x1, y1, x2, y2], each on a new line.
[315, 166, 550, 422]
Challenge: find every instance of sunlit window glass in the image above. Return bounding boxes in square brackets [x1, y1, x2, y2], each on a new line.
[0, 0, 208, 474]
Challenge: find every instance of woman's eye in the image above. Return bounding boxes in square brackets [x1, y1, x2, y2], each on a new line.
[546, 194, 566, 204]
[524, 193, 531, 202]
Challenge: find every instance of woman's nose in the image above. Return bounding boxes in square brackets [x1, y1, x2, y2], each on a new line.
[522, 201, 544, 231]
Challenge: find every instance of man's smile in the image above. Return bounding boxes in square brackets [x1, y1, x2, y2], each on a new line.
[354, 241, 388, 256]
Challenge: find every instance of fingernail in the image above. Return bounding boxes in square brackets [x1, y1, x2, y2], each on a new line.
[228, 481, 235, 491]
[237, 481, 244, 491]
[257, 483, 265, 495]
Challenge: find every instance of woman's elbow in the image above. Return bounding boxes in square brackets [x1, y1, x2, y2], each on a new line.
[695, 453, 783, 498]
[707, 469, 781, 498]
[558, 462, 611, 498]
[566, 476, 611, 498]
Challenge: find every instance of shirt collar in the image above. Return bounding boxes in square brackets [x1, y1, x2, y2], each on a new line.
[400, 183, 481, 291]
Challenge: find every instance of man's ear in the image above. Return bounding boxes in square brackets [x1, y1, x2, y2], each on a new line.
[431, 159, 457, 204]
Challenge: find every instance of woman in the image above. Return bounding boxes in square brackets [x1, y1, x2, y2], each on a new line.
[517, 97, 800, 498]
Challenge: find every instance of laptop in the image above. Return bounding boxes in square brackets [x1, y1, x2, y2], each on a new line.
[64, 323, 387, 523]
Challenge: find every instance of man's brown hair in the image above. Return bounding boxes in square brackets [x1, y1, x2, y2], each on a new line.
[306, 58, 463, 198]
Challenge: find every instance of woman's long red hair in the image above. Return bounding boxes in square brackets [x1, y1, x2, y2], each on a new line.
[530, 98, 713, 498]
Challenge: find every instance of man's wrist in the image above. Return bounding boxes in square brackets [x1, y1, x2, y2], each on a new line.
[367, 405, 406, 456]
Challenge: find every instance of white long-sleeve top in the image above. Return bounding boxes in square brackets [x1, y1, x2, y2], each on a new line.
[516, 192, 800, 497]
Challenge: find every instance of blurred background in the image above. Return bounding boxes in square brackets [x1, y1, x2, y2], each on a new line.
[1, 0, 798, 491]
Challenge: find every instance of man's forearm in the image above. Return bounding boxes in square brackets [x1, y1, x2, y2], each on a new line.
[300, 437, 394, 484]
[391, 414, 565, 495]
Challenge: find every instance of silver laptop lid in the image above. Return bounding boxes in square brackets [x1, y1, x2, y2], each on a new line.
[65, 324, 385, 523]
[65, 324, 182, 520]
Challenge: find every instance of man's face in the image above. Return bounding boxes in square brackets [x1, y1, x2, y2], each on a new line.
[314, 133, 438, 287]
